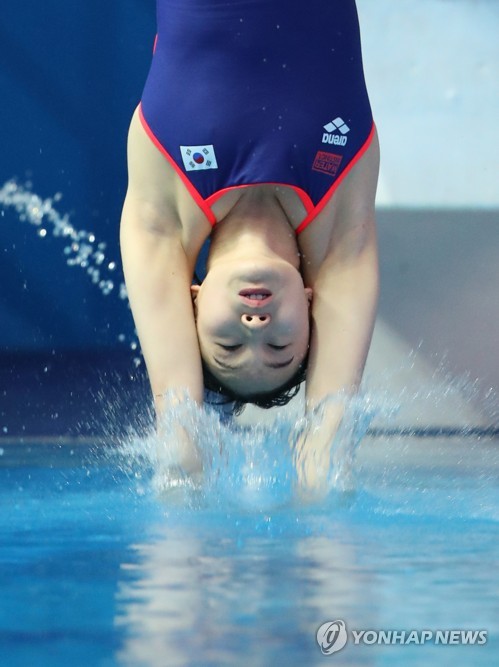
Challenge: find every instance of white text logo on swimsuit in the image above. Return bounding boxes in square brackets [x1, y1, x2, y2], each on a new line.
[322, 117, 350, 146]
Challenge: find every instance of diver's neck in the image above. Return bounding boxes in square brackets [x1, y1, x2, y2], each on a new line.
[207, 189, 300, 269]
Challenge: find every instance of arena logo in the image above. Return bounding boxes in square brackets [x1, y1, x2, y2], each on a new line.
[322, 117, 350, 146]
[316, 620, 488, 655]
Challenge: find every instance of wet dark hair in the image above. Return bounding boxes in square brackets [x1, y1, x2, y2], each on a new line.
[202, 351, 308, 416]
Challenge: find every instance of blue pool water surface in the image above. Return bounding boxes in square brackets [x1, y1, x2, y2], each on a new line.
[1, 429, 498, 667]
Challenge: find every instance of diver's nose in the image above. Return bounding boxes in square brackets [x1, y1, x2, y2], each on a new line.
[241, 312, 271, 329]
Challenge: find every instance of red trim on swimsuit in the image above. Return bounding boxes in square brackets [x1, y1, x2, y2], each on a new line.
[139, 106, 375, 235]
[206, 185, 315, 216]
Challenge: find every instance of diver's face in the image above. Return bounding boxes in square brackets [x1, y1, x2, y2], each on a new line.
[193, 258, 312, 396]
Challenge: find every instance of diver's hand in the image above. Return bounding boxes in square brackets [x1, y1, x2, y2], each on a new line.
[293, 427, 335, 500]
[156, 420, 202, 470]
[154, 424, 203, 496]
[154, 391, 204, 492]
[292, 402, 345, 500]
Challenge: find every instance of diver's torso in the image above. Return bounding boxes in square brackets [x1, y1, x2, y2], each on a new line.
[140, 0, 373, 230]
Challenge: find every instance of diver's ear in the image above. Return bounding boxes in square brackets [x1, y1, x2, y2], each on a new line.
[190, 284, 200, 316]
[304, 287, 313, 306]
[190, 284, 200, 302]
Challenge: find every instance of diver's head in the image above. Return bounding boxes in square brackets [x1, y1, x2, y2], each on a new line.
[192, 256, 312, 400]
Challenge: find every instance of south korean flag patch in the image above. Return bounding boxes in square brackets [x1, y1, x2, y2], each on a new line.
[180, 145, 218, 172]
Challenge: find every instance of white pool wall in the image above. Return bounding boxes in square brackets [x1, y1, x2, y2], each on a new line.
[360, 0, 499, 426]
[357, 0, 499, 208]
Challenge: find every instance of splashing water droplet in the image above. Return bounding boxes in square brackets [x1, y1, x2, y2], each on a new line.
[119, 284, 128, 301]
[0, 179, 134, 345]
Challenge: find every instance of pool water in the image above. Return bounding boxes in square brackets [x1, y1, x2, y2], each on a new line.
[1, 429, 498, 667]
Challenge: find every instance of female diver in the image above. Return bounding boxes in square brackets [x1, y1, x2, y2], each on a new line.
[120, 0, 380, 492]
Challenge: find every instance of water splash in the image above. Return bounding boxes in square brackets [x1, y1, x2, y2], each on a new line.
[0, 180, 122, 296]
[102, 370, 499, 520]
[109, 390, 389, 511]
[366, 353, 499, 437]
[0, 179, 138, 354]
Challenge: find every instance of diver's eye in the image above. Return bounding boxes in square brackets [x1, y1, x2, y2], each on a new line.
[268, 344, 288, 351]
[218, 344, 242, 352]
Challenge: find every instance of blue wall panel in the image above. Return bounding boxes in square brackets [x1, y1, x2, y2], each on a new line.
[0, 0, 156, 350]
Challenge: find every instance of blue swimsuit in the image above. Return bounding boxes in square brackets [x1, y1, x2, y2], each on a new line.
[140, 0, 374, 233]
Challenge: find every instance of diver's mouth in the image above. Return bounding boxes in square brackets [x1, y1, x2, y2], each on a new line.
[238, 288, 273, 308]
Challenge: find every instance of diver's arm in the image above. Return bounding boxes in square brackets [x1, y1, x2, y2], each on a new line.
[305, 212, 379, 406]
[297, 215, 379, 491]
[120, 201, 203, 407]
[296, 131, 380, 492]
[120, 109, 208, 472]
[120, 206, 203, 473]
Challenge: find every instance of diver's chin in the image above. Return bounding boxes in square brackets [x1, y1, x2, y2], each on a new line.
[229, 258, 299, 291]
